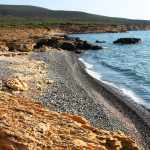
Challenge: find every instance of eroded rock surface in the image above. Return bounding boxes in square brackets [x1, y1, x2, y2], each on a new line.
[0, 91, 143, 150]
[4, 76, 28, 91]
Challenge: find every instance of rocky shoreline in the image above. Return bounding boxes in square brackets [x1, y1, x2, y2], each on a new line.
[0, 28, 102, 54]
[0, 29, 150, 149]
[0, 49, 149, 149]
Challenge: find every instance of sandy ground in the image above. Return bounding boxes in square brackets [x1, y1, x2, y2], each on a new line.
[0, 50, 150, 149]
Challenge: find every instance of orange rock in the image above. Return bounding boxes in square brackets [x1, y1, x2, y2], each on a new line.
[0, 91, 144, 150]
[61, 112, 90, 125]
[4, 76, 28, 91]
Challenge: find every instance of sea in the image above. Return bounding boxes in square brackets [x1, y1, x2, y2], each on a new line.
[68, 30, 150, 110]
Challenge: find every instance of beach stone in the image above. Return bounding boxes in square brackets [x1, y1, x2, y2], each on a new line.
[4, 76, 28, 91]
[113, 38, 141, 44]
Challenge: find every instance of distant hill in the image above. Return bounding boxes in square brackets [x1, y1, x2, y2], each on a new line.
[0, 4, 150, 29]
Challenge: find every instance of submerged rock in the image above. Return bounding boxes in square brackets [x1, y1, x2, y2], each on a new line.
[113, 38, 141, 44]
[95, 40, 106, 43]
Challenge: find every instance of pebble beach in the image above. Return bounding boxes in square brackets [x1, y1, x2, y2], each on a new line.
[0, 49, 150, 149]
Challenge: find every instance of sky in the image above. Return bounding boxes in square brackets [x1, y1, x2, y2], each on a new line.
[0, 0, 150, 21]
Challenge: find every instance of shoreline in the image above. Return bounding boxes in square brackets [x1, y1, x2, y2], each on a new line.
[0, 49, 150, 149]
[29, 50, 150, 149]
[80, 57, 150, 117]
[78, 55, 150, 125]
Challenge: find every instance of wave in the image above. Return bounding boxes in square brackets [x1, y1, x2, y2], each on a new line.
[99, 60, 150, 84]
[79, 58, 93, 69]
[79, 58, 150, 110]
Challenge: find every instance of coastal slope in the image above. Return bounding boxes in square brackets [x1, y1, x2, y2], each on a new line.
[1, 5, 150, 32]
[31, 50, 150, 149]
[0, 49, 149, 149]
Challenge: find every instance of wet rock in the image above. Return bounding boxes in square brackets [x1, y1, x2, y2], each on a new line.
[95, 40, 106, 43]
[113, 38, 141, 44]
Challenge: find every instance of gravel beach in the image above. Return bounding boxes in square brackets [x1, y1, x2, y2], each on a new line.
[0, 50, 150, 149]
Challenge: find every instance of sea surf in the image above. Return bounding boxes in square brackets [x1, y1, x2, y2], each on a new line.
[69, 30, 150, 111]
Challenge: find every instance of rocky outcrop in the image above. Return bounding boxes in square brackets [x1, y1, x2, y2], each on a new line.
[113, 38, 141, 44]
[0, 91, 143, 150]
[35, 35, 102, 53]
[0, 29, 102, 54]
[0, 28, 51, 52]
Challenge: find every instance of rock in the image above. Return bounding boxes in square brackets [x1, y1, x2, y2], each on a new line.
[37, 86, 44, 90]
[40, 45, 52, 52]
[2, 46, 9, 51]
[61, 112, 90, 125]
[0, 29, 102, 53]
[61, 41, 76, 51]
[113, 38, 141, 44]
[4, 76, 28, 91]
[7, 41, 36, 52]
[0, 91, 143, 150]
[3, 54, 12, 57]
[44, 80, 55, 84]
[95, 40, 106, 43]
[92, 45, 102, 50]
[82, 41, 92, 49]
[75, 42, 83, 49]
[41, 35, 103, 51]
[74, 50, 86, 54]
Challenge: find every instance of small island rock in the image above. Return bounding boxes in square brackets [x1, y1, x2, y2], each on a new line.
[113, 38, 141, 44]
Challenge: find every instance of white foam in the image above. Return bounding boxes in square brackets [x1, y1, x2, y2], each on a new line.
[79, 57, 150, 110]
[103, 47, 109, 49]
[120, 87, 149, 107]
[101, 79, 150, 109]
[79, 58, 93, 69]
[86, 69, 102, 80]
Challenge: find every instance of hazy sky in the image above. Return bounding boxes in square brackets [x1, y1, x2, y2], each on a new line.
[0, 0, 150, 20]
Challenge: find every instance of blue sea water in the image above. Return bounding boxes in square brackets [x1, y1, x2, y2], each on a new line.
[69, 30, 150, 110]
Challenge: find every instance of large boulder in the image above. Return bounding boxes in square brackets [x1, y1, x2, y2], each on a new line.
[113, 38, 141, 44]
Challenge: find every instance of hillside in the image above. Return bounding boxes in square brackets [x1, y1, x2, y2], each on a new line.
[0, 4, 150, 31]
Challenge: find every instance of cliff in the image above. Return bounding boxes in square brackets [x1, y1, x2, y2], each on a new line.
[55, 24, 150, 34]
